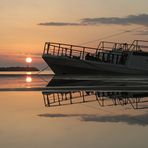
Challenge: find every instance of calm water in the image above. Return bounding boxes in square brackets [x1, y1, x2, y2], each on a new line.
[0, 72, 148, 148]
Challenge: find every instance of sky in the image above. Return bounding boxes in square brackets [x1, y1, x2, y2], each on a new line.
[0, 0, 148, 68]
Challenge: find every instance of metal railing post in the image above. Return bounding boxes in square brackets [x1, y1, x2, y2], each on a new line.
[82, 47, 85, 60]
[69, 45, 73, 58]
[57, 44, 61, 56]
[53, 46, 55, 55]
[47, 43, 50, 54]
[43, 43, 47, 55]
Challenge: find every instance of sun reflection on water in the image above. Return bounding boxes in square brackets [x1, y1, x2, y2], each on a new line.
[26, 76, 32, 83]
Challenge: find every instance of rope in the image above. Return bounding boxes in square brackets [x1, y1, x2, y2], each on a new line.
[79, 26, 146, 46]
[34, 66, 50, 83]
[36, 66, 49, 75]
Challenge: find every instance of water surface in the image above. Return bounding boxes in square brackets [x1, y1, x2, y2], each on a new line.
[0, 72, 147, 148]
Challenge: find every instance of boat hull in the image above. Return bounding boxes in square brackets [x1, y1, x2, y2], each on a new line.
[43, 54, 148, 75]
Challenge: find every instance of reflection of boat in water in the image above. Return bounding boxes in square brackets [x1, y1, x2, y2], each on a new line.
[47, 76, 148, 91]
[42, 90, 148, 110]
[43, 76, 148, 110]
[43, 40, 148, 75]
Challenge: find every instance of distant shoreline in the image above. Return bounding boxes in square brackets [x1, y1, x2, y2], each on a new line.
[0, 67, 39, 71]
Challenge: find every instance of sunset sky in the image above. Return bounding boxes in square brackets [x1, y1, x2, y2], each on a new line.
[0, 0, 148, 68]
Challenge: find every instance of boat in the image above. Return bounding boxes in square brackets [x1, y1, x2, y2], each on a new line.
[42, 40, 148, 75]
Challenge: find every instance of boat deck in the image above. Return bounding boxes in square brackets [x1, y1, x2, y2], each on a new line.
[43, 41, 133, 65]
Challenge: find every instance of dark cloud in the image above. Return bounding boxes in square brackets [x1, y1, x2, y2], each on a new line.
[81, 14, 148, 26]
[38, 14, 148, 26]
[81, 114, 148, 126]
[38, 22, 81, 26]
[38, 113, 148, 126]
[38, 113, 90, 118]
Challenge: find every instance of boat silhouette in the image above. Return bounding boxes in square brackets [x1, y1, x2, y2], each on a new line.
[43, 40, 148, 75]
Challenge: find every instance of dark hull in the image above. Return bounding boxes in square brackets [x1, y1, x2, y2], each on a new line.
[43, 55, 148, 75]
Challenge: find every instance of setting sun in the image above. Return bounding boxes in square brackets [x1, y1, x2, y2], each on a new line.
[26, 57, 32, 63]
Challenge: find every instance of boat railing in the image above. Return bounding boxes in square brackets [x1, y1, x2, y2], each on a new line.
[43, 42, 100, 60]
[42, 91, 148, 109]
[129, 40, 148, 51]
[43, 40, 148, 57]
[97, 41, 132, 52]
[43, 41, 134, 65]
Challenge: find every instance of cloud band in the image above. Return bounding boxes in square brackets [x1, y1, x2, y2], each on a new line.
[38, 14, 148, 26]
